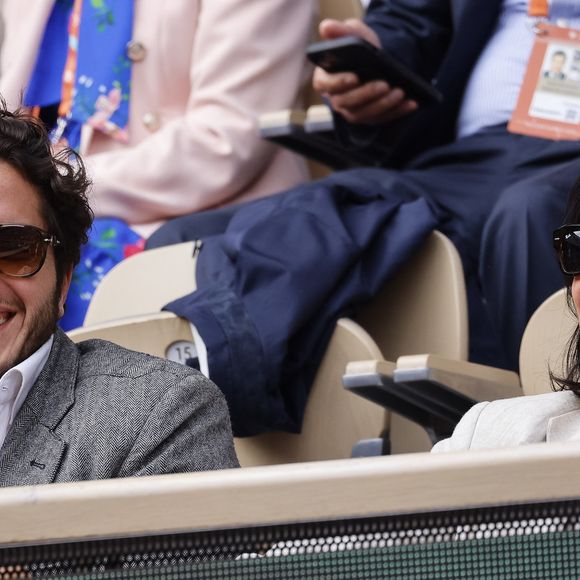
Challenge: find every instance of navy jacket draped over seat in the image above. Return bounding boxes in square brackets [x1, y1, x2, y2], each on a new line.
[166, 172, 437, 436]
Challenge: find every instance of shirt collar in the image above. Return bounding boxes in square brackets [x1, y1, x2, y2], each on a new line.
[0, 335, 54, 425]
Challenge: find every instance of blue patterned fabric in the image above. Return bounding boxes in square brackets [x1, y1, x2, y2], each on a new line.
[24, 0, 134, 150]
[24, 1, 142, 330]
[60, 218, 144, 331]
[24, 0, 72, 108]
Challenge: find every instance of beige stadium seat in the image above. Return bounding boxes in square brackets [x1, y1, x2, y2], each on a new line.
[355, 230, 468, 453]
[2, 443, 580, 577]
[83, 231, 467, 353]
[83, 240, 198, 326]
[344, 287, 575, 444]
[356, 230, 468, 362]
[519, 287, 575, 396]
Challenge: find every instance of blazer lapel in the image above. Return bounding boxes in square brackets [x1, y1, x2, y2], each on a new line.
[0, 330, 79, 486]
[547, 409, 580, 443]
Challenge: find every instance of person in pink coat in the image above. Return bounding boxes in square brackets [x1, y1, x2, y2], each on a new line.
[0, 0, 317, 328]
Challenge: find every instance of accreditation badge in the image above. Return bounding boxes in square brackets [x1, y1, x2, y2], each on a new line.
[509, 23, 580, 140]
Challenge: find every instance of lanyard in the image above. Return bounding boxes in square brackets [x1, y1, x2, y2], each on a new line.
[58, 0, 83, 119]
[529, 0, 549, 17]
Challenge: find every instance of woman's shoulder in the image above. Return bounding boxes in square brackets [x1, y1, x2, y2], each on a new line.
[433, 390, 580, 452]
[482, 389, 580, 420]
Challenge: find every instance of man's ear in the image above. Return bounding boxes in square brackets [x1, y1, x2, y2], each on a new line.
[58, 266, 73, 319]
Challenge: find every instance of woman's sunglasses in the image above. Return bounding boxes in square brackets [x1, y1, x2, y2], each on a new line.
[0, 224, 61, 278]
[553, 224, 580, 276]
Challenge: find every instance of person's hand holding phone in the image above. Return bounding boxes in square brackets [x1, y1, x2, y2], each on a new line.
[312, 19, 418, 125]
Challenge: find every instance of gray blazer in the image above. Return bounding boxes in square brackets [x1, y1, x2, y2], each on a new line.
[0, 330, 239, 487]
[433, 390, 580, 453]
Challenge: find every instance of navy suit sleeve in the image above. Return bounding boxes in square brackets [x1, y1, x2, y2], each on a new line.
[364, 0, 452, 79]
[333, 0, 453, 158]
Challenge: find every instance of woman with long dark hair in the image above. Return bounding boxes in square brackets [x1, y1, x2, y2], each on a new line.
[434, 179, 580, 451]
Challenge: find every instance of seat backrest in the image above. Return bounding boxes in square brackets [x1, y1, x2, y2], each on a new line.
[68, 312, 197, 360]
[519, 288, 577, 396]
[234, 318, 385, 465]
[356, 230, 469, 362]
[319, 0, 363, 23]
[84, 241, 197, 326]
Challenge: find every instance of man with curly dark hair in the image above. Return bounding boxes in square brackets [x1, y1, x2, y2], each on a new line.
[0, 107, 239, 486]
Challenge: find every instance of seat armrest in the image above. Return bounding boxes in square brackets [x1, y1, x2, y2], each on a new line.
[343, 356, 523, 444]
[343, 359, 460, 442]
[394, 354, 522, 401]
[345, 359, 396, 376]
[343, 360, 398, 410]
[259, 109, 307, 139]
[304, 104, 334, 133]
[258, 107, 372, 169]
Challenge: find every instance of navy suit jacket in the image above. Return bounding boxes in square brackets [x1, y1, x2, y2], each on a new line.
[348, 0, 503, 166]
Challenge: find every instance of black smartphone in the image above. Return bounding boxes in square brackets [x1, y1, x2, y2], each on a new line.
[307, 36, 442, 105]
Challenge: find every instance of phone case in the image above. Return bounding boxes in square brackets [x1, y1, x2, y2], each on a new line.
[307, 36, 442, 105]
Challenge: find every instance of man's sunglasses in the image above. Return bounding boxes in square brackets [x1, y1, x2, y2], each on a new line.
[0, 224, 61, 278]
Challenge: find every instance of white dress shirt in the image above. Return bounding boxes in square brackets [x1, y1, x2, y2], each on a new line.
[0, 335, 53, 449]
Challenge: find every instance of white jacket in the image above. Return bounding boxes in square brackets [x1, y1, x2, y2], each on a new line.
[433, 390, 580, 452]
